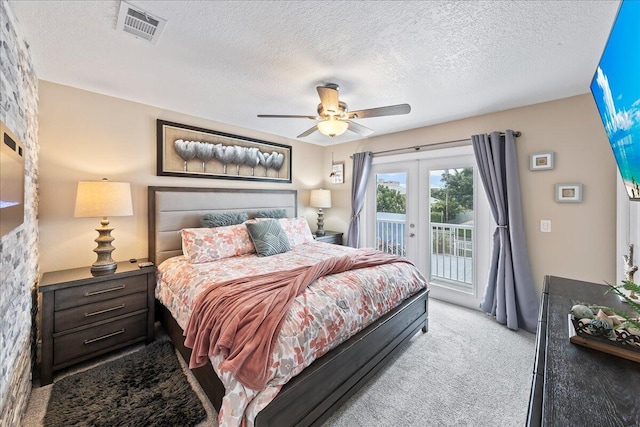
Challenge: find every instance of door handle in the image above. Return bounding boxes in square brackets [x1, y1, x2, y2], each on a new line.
[409, 233, 415, 237]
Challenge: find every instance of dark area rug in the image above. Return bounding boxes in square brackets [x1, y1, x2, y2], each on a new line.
[43, 340, 207, 427]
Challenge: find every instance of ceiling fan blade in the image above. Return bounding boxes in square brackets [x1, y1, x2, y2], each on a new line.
[348, 103, 411, 119]
[297, 125, 318, 138]
[346, 120, 374, 136]
[257, 114, 317, 119]
[317, 85, 340, 115]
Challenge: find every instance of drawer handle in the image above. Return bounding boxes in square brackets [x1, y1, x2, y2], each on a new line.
[84, 329, 125, 345]
[84, 304, 126, 317]
[84, 284, 125, 297]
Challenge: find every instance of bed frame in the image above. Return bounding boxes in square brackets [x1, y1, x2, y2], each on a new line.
[148, 186, 429, 426]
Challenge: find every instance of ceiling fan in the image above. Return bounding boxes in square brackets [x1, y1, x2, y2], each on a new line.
[257, 83, 411, 138]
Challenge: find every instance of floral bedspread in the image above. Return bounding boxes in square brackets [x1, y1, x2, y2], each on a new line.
[156, 241, 427, 427]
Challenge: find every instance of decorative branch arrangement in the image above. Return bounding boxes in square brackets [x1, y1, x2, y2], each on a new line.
[567, 245, 640, 362]
[601, 281, 640, 331]
[569, 280, 640, 362]
[623, 244, 639, 300]
[157, 120, 291, 183]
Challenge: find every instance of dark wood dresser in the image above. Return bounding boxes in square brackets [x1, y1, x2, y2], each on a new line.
[527, 276, 640, 426]
[39, 260, 156, 385]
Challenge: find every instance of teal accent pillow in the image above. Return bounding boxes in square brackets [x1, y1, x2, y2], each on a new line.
[201, 212, 248, 228]
[254, 209, 288, 219]
[245, 219, 291, 257]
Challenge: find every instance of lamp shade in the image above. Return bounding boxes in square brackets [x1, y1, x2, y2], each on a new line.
[317, 119, 348, 137]
[74, 180, 133, 218]
[310, 189, 332, 209]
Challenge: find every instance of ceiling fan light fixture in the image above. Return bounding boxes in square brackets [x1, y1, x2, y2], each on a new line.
[257, 83, 411, 138]
[317, 119, 348, 137]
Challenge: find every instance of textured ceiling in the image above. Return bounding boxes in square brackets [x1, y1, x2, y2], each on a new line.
[8, 0, 620, 145]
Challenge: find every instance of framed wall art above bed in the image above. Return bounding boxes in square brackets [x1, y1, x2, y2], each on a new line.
[157, 120, 292, 183]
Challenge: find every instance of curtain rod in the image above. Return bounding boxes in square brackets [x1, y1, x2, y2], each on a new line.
[350, 131, 521, 158]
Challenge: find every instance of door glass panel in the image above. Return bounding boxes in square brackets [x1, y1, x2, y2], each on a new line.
[429, 168, 474, 289]
[375, 172, 407, 257]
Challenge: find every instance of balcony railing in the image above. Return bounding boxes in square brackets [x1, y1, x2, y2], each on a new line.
[376, 217, 473, 286]
[376, 216, 406, 256]
[430, 222, 473, 286]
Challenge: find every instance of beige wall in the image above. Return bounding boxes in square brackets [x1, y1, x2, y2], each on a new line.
[39, 83, 618, 293]
[323, 94, 618, 293]
[38, 81, 325, 272]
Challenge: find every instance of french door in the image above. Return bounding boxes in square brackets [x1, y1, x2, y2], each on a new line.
[367, 161, 419, 261]
[365, 147, 492, 309]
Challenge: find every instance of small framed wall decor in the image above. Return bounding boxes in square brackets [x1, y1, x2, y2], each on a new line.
[530, 152, 555, 171]
[330, 162, 344, 184]
[555, 183, 583, 203]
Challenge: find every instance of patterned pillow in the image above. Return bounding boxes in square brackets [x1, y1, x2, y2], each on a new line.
[254, 209, 288, 219]
[182, 223, 255, 263]
[201, 212, 248, 228]
[245, 220, 291, 257]
[278, 217, 315, 246]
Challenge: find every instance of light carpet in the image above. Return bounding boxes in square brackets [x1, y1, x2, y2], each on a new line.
[323, 299, 536, 426]
[22, 299, 535, 426]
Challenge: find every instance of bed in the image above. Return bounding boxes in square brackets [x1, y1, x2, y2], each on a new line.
[148, 186, 429, 427]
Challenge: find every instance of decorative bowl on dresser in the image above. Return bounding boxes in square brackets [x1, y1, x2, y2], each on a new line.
[39, 260, 156, 385]
[313, 230, 343, 245]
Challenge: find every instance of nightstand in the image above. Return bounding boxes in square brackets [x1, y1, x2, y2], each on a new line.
[314, 230, 343, 245]
[39, 260, 156, 385]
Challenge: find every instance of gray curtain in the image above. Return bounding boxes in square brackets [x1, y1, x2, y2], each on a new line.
[346, 151, 373, 247]
[472, 130, 538, 333]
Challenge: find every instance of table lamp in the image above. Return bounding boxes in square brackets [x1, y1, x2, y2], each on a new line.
[74, 179, 133, 274]
[310, 189, 331, 236]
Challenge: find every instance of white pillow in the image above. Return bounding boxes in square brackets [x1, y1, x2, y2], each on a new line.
[181, 223, 255, 263]
[278, 217, 314, 246]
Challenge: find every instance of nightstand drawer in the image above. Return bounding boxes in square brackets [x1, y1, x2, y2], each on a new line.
[55, 275, 147, 311]
[314, 231, 343, 245]
[54, 292, 148, 333]
[53, 312, 147, 366]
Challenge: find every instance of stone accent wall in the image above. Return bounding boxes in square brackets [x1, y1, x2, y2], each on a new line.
[0, 0, 39, 425]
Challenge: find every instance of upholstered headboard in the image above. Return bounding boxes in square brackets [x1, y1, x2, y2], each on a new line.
[148, 186, 297, 265]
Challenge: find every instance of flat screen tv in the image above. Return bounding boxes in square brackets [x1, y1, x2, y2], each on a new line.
[0, 120, 25, 237]
[590, 0, 640, 201]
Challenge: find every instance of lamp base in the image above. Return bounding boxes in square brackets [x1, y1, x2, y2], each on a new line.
[91, 220, 117, 275]
[316, 208, 325, 236]
[91, 262, 117, 276]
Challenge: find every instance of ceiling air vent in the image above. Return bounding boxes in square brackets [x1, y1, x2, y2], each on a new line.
[116, 1, 166, 45]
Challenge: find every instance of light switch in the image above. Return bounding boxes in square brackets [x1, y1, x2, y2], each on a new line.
[540, 220, 551, 233]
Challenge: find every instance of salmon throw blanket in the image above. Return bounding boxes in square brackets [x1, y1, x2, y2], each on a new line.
[183, 248, 411, 391]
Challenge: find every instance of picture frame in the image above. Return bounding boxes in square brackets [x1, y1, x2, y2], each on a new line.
[157, 120, 292, 183]
[555, 183, 583, 203]
[530, 151, 555, 171]
[330, 162, 344, 184]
